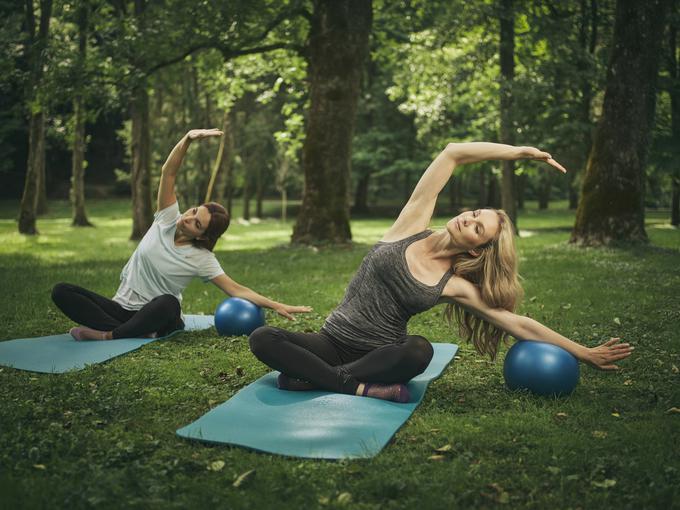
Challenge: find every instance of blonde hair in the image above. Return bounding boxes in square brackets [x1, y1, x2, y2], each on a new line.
[443, 209, 523, 360]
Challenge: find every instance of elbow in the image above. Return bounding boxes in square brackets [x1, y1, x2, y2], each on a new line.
[444, 143, 462, 164]
[517, 316, 537, 340]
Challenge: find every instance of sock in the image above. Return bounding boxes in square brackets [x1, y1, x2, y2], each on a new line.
[277, 373, 318, 391]
[362, 383, 410, 403]
[69, 326, 107, 341]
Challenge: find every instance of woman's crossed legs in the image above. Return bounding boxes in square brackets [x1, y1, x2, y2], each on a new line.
[248, 326, 433, 403]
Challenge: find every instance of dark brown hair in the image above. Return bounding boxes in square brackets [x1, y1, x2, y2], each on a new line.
[192, 202, 230, 251]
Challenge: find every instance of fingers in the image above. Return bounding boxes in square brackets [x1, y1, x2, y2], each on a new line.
[280, 311, 295, 321]
[546, 157, 567, 173]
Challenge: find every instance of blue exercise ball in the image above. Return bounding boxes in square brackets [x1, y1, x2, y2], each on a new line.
[503, 340, 579, 397]
[214, 297, 265, 336]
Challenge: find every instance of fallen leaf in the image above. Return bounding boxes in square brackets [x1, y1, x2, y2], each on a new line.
[428, 428, 441, 433]
[434, 444, 453, 453]
[529, 296, 537, 302]
[672, 365, 679, 374]
[666, 407, 680, 414]
[555, 412, 568, 419]
[207, 460, 225, 472]
[592, 479, 617, 489]
[233, 469, 255, 488]
[623, 379, 633, 386]
[611, 412, 620, 418]
[318, 496, 330, 505]
[561, 303, 572, 310]
[613, 317, 621, 325]
[337, 492, 352, 505]
[592, 430, 608, 439]
[428, 455, 446, 461]
[33, 464, 46, 470]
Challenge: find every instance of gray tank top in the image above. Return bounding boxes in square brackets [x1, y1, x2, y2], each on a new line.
[321, 230, 454, 351]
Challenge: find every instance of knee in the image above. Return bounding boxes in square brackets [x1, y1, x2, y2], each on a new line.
[248, 326, 279, 359]
[154, 294, 181, 316]
[406, 336, 434, 372]
[51, 283, 71, 306]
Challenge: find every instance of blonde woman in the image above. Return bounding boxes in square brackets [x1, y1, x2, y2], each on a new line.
[249, 143, 633, 402]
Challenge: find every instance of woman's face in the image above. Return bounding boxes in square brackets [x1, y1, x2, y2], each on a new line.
[446, 209, 500, 251]
[177, 206, 211, 239]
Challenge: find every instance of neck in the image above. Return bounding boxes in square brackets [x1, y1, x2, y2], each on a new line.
[174, 230, 193, 246]
[423, 230, 466, 261]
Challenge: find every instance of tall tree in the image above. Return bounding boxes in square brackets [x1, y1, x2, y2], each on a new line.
[71, 0, 93, 227]
[291, 0, 372, 244]
[17, 0, 53, 234]
[669, 1, 680, 227]
[572, 0, 670, 245]
[499, 0, 517, 229]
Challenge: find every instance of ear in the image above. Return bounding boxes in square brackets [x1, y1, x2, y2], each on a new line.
[468, 249, 481, 258]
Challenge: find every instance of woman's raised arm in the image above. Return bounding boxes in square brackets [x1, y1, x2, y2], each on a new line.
[157, 129, 222, 212]
[441, 276, 632, 370]
[381, 143, 566, 242]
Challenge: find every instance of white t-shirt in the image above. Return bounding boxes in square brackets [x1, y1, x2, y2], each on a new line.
[113, 202, 225, 311]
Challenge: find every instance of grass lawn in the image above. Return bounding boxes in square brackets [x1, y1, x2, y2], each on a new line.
[0, 199, 679, 509]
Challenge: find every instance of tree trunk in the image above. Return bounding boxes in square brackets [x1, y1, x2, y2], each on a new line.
[129, 84, 153, 240]
[353, 171, 371, 214]
[255, 163, 264, 218]
[18, 112, 45, 234]
[516, 172, 526, 210]
[205, 110, 232, 204]
[18, 0, 53, 234]
[291, 0, 372, 244]
[478, 167, 488, 207]
[71, 0, 92, 227]
[71, 97, 93, 226]
[488, 173, 501, 209]
[669, 3, 680, 227]
[570, 0, 599, 210]
[36, 142, 48, 215]
[537, 173, 551, 210]
[243, 170, 251, 221]
[499, 0, 517, 231]
[571, 0, 669, 245]
[448, 177, 462, 214]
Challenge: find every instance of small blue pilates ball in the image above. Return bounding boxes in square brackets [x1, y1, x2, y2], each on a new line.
[503, 340, 580, 397]
[214, 297, 265, 336]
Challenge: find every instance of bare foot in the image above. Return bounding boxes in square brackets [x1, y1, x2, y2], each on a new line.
[357, 383, 410, 403]
[69, 327, 110, 341]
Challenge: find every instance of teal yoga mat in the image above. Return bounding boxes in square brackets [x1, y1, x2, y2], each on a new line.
[0, 314, 215, 373]
[177, 342, 458, 459]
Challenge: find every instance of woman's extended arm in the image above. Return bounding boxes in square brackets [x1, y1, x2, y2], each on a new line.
[157, 129, 222, 212]
[210, 274, 312, 320]
[381, 143, 566, 242]
[442, 276, 632, 370]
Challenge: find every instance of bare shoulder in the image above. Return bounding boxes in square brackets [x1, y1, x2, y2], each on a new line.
[441, 275, 477, 302]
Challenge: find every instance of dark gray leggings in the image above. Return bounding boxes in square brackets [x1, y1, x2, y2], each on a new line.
[51, 283, 184, 339]
[248, 326, 434, 395]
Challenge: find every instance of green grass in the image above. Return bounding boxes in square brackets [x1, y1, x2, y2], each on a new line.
[0, 199, 679, 509]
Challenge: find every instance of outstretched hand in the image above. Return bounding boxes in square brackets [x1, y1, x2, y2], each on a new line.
[516, 146, 567, 174]
[273, 304, 313, 321]
[583, 337, 634, 371]
[187, 128, 223, 141]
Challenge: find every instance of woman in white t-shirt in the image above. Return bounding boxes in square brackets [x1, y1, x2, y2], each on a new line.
[52, 129, 311, 341]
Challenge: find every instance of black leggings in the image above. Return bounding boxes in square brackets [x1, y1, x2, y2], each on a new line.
[248, 326, 434, 395]
[51, 283, 184, 339]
